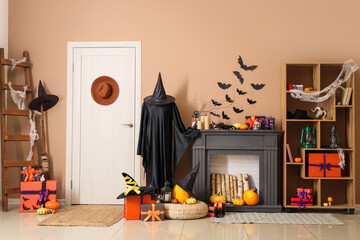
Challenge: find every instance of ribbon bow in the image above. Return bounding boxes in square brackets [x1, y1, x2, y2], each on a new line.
[124, 176, 141, 195]
[37, 189, 49, 206]
[297, 189, 311, 200]
[245, 116, 259, 130]
[21, 166, 43, 182]
[141, 204, 164, 222]
[297, 199, 307, 211]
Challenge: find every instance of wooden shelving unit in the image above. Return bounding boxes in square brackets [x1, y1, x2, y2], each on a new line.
[281, 63, 356, 213]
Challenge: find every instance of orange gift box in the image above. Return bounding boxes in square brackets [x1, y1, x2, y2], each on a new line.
[20, 180, 57, 213]
[124, 195, 157, 220]
[308, 153, 341, 177]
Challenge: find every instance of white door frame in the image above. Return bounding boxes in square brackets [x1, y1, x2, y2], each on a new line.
[66, 41, 141, 205]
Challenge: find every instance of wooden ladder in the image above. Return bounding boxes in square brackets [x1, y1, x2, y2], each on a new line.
[0, 48, 39, 211]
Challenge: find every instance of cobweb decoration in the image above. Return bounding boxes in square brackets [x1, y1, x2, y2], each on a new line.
[9, 57, 26, 71]
[290, 59, 359, 103]
[27, 110, 40, 161]
[8, 81, 28, 110]
[338, 149, 345, 170]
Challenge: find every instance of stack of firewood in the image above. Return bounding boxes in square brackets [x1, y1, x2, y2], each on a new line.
[211, 173, 250, 203]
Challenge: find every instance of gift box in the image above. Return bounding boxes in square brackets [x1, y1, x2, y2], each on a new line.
[20, 180, 57, 212]
[124, 194, 157, 220]
[140, 204, 165, 222]
[308, 153, 341, 177]
[21, 166, 43, 182]
[296, 188, 313, 200]
[208, 201, 226, 218]
[291, 197, 313, 210]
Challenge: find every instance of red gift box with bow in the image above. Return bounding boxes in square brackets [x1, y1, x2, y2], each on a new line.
[124, 195, 157, 220]
[308, 153, 341, 177]
[20, 180, 57, 212]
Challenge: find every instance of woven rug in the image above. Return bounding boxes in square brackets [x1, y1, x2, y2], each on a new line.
[211, 212, 345, 225]
[39, 205, 123, 227]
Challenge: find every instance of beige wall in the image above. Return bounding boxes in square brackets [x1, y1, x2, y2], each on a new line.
[7, 0, 360, 201]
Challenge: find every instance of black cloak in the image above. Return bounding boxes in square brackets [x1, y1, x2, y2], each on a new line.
[137, 101, 199, 193]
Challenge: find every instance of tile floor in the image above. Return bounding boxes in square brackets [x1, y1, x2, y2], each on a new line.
[1, 202, 360, 240]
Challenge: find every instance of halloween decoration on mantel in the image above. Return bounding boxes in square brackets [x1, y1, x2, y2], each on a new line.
[138, 73, 199, 193]
[29, 81, 59, 180]
[195, 55, 266, 121]
[91, 76, 119, 106]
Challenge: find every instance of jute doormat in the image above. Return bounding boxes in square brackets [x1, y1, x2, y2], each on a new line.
[39, 205, 123, 227]
[211, 212, 345, 225]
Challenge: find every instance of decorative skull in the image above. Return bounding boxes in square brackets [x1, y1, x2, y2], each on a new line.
[253, 121, 261, 130]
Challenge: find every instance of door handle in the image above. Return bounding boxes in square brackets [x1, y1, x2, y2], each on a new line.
[122, 123, 133, 128]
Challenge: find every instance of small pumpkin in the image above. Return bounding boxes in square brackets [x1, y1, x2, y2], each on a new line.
[173, 184, 191, 204]
[239, 124, 248, 130]
[37, 205, 54, 215]
[172, 199, 179, 204]
[243, 189, 259, 206]
[233, 123, 241, 129]
[45, 200, 60, 212]
[233, 198, 245, 206]
[186, 197, 197, 204]
[214, 194, 226, 203]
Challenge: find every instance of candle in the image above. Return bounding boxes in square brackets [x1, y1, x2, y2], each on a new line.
[197, 121, 203, 130]
[204, 116, 210, 129]
[200, 116, 205, 123]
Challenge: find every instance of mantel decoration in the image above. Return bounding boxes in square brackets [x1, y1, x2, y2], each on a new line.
[195, 55, 266, 123]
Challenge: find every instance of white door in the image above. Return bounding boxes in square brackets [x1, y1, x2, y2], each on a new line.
[68, 45, 140, 204]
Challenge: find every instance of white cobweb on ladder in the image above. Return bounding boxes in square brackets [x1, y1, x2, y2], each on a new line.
[27, 110, 41, 161]
[7, 57, 28, 110]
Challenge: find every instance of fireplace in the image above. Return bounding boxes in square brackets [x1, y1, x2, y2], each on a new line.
[192, 130, 282, 212]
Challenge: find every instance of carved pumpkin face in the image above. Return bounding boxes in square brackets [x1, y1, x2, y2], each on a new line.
[243, 189, 259, 205]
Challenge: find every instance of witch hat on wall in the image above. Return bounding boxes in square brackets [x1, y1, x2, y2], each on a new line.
[29, 81, 59, 180]
[117, 173, 155, 199]
[144, 72, 175, 105]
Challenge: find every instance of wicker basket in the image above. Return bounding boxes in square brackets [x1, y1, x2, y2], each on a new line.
[164, 201, 208, 220]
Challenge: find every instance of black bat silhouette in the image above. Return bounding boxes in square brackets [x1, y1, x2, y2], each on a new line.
[225, 94, 234, 103]
[217, 82, 232, 90]
[22, 196, 29, 202]
[210, 112, 220, 117]
[236, 88, 247, 95]
[233, 107, 244, 114]
[233, 71, 244, 85]
[222, 111, 230, 120]
[22, 204, 30, 211]
[237, 56, 257, 71]
[247, 98, 257, 105]
[211, 99, 222, 106]
[251, 83, 265, 90]
[32, 205, 39, 210]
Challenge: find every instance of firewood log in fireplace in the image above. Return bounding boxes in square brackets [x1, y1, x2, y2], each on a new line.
[233, 175, 238, 200]
[243, 174, 249, 192]
[238, 174, 243, 199]
[225, 174, 231, 202]
[229, 175, 234, 201]
[221, 174, 225, 196]
[215, 173, 221, 195]
[211, 173, 216, 195]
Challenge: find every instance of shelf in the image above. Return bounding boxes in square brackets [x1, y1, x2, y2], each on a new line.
[284, 204, 354, 209]
[301, 148, 353, 151]
[286, 162, 303, 165]
[286, 119, 335, 122]
[301, 177, 353, 180]
[336, 105, 353, 108]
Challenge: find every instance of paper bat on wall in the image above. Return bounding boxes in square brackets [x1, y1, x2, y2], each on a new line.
[233, 107, 244, 114]
[247, 98, 257, 105]
[225, 94, 234, 103]
[217, 82, 232, 90]
[251, 83, 265, 90]
[32, 205, 39, 210]
[211, 99, 222, 106]
[22, 196, 29, 202]
[237, 56, 257, 71]
[222, 111, 230, 120]
[210, 112, 220, 117]
[236, 88, 247, 95]
[233, 71, 244, 85]
[22, 204, 30, 211]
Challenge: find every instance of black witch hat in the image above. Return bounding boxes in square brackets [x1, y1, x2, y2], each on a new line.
[144, 72, 175, 105]
[29, 81, 59, 112]
[117, 173, 155, 199]
[175, 162, 200, 196]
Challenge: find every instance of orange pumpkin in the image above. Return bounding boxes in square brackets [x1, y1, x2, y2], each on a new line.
[173, 184, 191, 204]
[45, 200, 60, 211]
[243, 189, 259, 206]
[214, 194, 226, 203]
[239, 124, 248, 130]
[233, 198, 245, 206]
